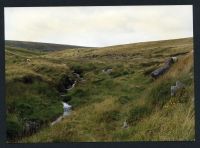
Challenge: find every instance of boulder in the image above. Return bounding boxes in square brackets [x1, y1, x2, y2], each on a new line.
[122, 120, 128, 129]
[171, 81, 185, 97]
[151, 57, 178, 79]
[102, 68, 113, 74]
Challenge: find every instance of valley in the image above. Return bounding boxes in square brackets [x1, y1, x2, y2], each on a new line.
[5, 37, 194, 142]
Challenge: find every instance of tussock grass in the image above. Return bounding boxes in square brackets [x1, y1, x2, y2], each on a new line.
[6, 38, 194, 142]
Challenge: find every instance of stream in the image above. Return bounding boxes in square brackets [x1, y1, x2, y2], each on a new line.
[51, 102, 72, 126]
[51, 73, 81, 126]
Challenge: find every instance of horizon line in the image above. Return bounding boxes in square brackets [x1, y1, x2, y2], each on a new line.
[5, 36, 193, 48]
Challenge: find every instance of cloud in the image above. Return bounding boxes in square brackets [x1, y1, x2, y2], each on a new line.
[5, 6, 193, 47]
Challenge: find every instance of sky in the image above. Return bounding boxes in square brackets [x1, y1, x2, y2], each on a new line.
[5, 6, 193, 47]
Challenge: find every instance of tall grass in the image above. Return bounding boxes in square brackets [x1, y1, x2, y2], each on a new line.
[6, 38, 194, 142]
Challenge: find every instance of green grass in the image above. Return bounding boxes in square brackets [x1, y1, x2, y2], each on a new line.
[5, 37, 194, 142]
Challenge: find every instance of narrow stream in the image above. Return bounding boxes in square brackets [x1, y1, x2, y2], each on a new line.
[51, 72, 81, 126]
[51, 102, 72, 126]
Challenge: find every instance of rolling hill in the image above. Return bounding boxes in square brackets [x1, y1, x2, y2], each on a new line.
[5, 37, 194, 142]
[5, 40, 92, 52]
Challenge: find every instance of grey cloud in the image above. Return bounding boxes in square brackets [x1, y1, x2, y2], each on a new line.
[5, 6, 193, 47]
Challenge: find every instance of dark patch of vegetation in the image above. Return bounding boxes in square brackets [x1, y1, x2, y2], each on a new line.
[6, 80, 63, 140]
[174, 88, 190, 103]
[6, 114, 23, 140]
[110, 69, 132, 78]
[140, 61, 160, 67]
[143, 66, 159, 76]
[127, 106, 151, 125]
[71, 63, 97, 76]
[169, 51, 189, 57]
[99, 110, 121, 123]
[56, 75, 75, 92]
[147, 80, 173, 108]
[13, 74, 43, 84]
[68, 88, 90, 108]
[5, 40, 90, 52]
[118, 96, 132, 104]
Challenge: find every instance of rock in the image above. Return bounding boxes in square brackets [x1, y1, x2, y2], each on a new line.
[102, 68, 113, 74]
[122, 120, 128, 129]
[24, 121, 40, 135]
[172, 57, 178, 62]
[151, 57, 178, 79]
[151, 65, 169, 79]
[164, 58, 174, 66]
[60, 94, 67, 97]
[26, 58, 31, 62]
[171, 81, 185, 97]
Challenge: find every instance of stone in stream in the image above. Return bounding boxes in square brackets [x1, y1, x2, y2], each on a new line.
[66, 80, 77, 91]
[73, 72, 81, 79]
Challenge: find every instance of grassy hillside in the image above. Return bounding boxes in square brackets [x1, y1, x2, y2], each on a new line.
[5, 40, 92, 52]
[5, 38, 194, 142]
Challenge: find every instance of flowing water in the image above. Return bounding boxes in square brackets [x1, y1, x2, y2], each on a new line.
[51, 73, 81, 126]
[51, 102, 72, 126]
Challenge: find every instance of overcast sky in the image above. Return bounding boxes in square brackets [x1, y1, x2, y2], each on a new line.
[5, 6, 193, 47]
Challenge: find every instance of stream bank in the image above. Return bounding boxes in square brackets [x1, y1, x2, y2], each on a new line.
[51, 72, 81, 125]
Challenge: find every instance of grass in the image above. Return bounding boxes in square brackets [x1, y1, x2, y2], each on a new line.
[5, 37, 194, 142]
